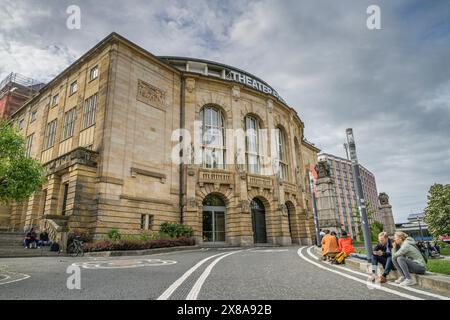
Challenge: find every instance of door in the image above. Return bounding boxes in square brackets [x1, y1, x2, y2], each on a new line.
[251, 198, 267, 243]
[203, 206, 226, 243]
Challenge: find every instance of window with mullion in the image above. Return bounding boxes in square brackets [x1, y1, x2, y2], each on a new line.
[62, 108, 76, 140]
[200, 107, 225, 169]
[245, 116, 261, 174]
[275, 127, 288, 180]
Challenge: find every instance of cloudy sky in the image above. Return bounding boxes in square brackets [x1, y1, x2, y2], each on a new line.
[1, 0, 449, 222]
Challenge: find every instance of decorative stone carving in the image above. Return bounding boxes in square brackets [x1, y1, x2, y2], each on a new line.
[267, 99, 274, 113]
[137, 79, 166, 107]
[278, 203, 288, 216]
[379, 192, 390, 206]
[232, 86, 240, 101]
[187, 197, 197, 208]
[186, 78, 196, 93]
[315, 161, 330, 179]
[240, 200, 250, 212]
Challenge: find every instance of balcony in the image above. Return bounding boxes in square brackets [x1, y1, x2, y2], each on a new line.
[198, 169, 234, 188]
[247, 174, 273, 191]
[282, 181, 298, 194]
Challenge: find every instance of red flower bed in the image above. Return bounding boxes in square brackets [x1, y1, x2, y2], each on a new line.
[83, 237, 195, 252]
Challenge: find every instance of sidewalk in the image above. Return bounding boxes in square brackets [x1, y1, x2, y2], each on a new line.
[313, 246, 450, 294]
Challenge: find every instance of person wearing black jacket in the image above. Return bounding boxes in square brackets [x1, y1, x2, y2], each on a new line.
[367, 232, 394, 283]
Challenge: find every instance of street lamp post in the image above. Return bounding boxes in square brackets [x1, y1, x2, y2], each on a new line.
[346, 128, 372, 262]
[309, 171, 321, 246]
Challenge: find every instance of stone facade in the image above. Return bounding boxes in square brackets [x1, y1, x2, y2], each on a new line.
[4, 33, 319, 246]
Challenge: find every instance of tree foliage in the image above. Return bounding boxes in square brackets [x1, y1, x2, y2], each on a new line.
[0, 120, 45, 204]
[424, 184, 450, 238]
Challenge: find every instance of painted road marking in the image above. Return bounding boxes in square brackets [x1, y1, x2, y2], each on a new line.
[157, 251, 232, 300]
[250, 249, 289, 253]
[0, 272, 30, 285]
[186, 250, 244, 300]
[306, 247, 450, 301]
[297, 247, 424, 300]
[72, 258, 177, 269]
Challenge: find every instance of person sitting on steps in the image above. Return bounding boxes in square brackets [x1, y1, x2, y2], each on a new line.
[368, 231, 393, 284]
[392, 231, 427, 286]
[321, 230, 339, 262]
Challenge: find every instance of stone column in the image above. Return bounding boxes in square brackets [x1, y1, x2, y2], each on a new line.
[378, 192, 396, 236]
[315, 161, 340, 233]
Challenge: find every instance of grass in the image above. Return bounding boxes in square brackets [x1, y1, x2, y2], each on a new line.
[439, 247, 450, 256]
[427, 259, 450, 275]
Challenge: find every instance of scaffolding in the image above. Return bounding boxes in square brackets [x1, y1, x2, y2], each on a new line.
[0, 72, 44, 100]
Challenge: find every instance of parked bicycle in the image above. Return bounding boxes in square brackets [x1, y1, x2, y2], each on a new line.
[67, 236, 84, 257]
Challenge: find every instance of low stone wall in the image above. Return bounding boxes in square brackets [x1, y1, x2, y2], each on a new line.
[313, 246, 450, 294]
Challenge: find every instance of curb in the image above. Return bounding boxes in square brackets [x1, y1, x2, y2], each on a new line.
[313, 246, 450, 295]
[83, 245, 200, 257]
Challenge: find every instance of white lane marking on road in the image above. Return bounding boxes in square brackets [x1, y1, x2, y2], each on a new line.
[307, 247, 450, 300]
[297, 247, 423, 300]
[157, 251, 231, 300]
[186, 250, 244, 300]
[305, 247, 450, 301]
[250, 249, 289, 253]
[0, 273, 30, 285]
[72, 258, 177, 269]
[306, 247, 319, 260]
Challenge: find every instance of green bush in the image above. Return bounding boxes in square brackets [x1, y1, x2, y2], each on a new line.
[107, 229, 121, 241]
[160, 222, 194, 238]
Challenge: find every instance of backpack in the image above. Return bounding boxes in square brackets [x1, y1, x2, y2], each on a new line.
[333, 252, 347, 264]
[50, 243, 60, 252]
[413, 244, 428, 263]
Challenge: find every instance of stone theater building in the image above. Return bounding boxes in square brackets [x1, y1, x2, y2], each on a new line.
[4, 33, 320, 246]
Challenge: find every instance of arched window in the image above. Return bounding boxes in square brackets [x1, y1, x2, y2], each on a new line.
[245, 115, 261, 174]
[275, 127, 288, 180]
[200, 106, 225, 169]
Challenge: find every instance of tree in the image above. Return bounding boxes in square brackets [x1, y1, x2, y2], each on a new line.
[0, 120, 45, 204]
[424, 184, 450, 239]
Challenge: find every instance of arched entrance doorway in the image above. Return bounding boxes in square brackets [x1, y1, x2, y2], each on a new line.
[251, 198, 267, 243]
[202, 194, 226, 243]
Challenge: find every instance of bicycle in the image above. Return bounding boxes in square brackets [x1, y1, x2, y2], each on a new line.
[67, 236, 84, 257]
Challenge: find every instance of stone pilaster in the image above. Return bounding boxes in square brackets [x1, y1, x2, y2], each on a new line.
[315, 176, 340, 233]
[379, 204, 396, 236]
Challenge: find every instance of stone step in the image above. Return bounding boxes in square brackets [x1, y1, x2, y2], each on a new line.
[0, 247, 64, 258]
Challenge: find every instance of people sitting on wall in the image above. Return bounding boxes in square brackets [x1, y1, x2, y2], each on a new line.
[38, 229, 53, 247]
[321, 230, 339, 262]
[368, 232, 394, 283]
[392, 231, 427, 286]
[338, 231, 355, 255]
[24, 228, 38, 249]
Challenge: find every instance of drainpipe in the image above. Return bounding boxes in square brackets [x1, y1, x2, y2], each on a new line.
[179, 75, 185, 224]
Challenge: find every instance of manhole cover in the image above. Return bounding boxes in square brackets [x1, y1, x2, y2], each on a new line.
[72, 259, 177, 269]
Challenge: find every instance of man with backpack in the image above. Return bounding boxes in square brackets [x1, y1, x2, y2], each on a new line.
[368, 232, 394, 284]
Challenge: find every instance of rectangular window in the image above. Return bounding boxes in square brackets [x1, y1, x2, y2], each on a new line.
[26, 134, 34, 157]
[89, 66, 98, 81]
[30, 110, 37, 123]
[140, 214, 154, 230]
[82, 94, 97, 129]
[52, 94, 59, 107]
[43, 119, 58, 150]
[18, 119, 25, 130]
[69, 81, 77, 95]
[61, 183, 69, 215]
[62, 108, 76, 140]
